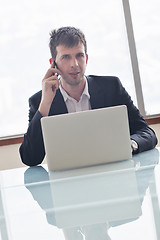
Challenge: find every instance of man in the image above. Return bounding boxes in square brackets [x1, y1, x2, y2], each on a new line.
[19, 26, 157, 166]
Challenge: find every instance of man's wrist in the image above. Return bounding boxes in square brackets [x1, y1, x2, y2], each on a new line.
[38, 101, 51, 117]
[131, 140, 138, 153]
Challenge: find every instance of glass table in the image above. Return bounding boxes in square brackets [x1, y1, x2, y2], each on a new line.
[0, 148, 160, 240]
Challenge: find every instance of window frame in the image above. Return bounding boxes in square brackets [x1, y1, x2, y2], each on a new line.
[122, 0, 160, 117]
[122, 0, 145, 116]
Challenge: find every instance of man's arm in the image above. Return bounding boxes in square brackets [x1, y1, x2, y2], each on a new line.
[117, 78, 158, 153]
[38, 62, 61, 116]
[19, 63, 61, 166]
[19, 96, 45, 166]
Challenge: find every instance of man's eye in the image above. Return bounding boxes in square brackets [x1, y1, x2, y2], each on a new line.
[77, 53, 84, 58]
[63, 55, 70, 59]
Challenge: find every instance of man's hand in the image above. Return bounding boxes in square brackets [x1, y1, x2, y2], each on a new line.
[38, 62, 61, 116]
[131, 140, 138, 153]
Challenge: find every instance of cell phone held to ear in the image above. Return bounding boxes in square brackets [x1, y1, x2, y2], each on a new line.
[53, 61, 59, 78]
[54, 60, 59, 69]
[49, 58, 59, 76]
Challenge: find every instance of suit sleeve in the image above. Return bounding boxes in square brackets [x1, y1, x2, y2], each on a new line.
[116, 78, 158, 153]
[19, 94, 45, 166]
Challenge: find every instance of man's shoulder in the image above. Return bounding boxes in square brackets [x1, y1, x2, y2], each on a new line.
[86, 75, 121, 87]
[29, 90, 42, 105]
[87, 75, 120, 82]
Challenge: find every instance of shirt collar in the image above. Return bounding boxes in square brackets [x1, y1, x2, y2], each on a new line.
[59, 78, 90, 102]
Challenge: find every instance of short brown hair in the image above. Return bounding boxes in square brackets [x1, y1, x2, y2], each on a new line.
[49, 26, 87, 59]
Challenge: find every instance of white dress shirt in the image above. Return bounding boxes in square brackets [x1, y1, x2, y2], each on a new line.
[59, 81, 91, 113]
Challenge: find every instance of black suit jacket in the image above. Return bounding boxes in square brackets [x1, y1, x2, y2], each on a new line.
[19, 75, 157, 166]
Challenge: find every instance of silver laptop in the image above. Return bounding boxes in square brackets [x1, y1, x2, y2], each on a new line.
[41, 105, 132, 171]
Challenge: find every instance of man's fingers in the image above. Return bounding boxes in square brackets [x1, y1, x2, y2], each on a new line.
[42, 75, 60, 92]
[44, 65, 61, 79]
[42, 74, 59, 83]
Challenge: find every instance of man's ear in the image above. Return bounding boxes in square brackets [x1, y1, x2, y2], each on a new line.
[49, 58, 54, 65]
[86, 54, 88, 64]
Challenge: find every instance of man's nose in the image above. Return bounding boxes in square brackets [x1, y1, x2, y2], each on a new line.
[71, 57, 78, 67]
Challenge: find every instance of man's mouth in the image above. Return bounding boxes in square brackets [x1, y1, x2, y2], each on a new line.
[69, 72, 80, 78]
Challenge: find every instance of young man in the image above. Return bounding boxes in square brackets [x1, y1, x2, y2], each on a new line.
[19, 26, 157, 166]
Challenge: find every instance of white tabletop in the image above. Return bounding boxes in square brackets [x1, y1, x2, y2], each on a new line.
[0, 148, 160, 240]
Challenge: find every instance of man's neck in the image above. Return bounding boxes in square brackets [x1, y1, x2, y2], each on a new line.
[61, 77, 86, 102]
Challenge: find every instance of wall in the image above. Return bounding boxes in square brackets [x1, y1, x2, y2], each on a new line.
[0, 143, 46, 171]
[0, 124, 159, 171]
[0, 144, 25, 170]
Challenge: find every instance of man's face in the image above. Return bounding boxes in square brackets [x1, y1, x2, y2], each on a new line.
[55, 43, 88, 87]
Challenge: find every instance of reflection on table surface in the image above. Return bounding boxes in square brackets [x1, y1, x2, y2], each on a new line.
[0, 148, 160, 240]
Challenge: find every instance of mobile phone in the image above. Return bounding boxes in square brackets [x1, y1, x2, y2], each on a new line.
[54, 60, 59, 69]
[53, 60, 59, 77]
[49, 58, 59, 75]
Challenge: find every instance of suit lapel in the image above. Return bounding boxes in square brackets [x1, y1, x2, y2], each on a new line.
[87, 76, 106, 110]
[49, 89, 68, 116]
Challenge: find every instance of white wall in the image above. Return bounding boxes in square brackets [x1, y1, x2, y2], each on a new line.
[0, 144, 25, 170]
[0, 124, 159, 171]
[0, 143, 46, 170]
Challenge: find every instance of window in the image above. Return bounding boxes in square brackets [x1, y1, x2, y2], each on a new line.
[0, 0, 159, 137]
[129, 0, 160, 115]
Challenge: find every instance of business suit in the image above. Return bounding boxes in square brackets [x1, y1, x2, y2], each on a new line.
[19, 75, 157, 166]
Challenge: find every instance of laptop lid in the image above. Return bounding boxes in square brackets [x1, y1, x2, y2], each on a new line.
[41, 105, 132, 170]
